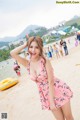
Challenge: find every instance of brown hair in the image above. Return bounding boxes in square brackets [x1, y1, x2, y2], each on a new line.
[27, 36, 46, 63]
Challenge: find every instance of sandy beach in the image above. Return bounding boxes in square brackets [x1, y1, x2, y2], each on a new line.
[0, 40, 80, 120]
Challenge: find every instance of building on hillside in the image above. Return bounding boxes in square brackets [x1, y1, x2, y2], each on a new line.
[58, 30, 66, 35]
[70, 27, 79, 34]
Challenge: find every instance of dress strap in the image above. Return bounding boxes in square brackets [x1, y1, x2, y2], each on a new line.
[26, 62, 30, 74]
[40, 57, 46, 69]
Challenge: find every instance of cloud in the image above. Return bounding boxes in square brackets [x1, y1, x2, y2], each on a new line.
[0, 0, 80, 37]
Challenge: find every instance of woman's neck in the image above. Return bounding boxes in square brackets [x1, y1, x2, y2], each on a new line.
[31, 56, 41, 62]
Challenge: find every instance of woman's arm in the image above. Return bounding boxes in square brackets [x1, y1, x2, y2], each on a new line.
[45, 59, 57, 110]
[10, 42, 29, 67]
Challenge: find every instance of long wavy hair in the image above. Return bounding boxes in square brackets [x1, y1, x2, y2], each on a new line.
[27, 36, 46, 63]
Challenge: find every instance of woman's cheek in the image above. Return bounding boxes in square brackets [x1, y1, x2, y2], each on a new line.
[28, 49, 32, 55]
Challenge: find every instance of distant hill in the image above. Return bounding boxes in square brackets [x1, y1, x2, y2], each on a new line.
[65, 16, 80, 26]
[17, 25, 41, 39]
[0, 25, 42, 43]
[71, 15, 79, 20]
[0, 25, 48, 47]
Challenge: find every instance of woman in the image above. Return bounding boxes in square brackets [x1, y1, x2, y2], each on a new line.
[10, 36, 74, 120]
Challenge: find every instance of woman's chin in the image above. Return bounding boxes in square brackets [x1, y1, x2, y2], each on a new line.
[31, 55, 39, 59]
[31, 55, 36, 58]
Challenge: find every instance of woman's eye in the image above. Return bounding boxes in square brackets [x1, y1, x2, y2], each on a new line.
[29, 46, 39, 49]
[30, 46, 33, 48]
[36, 47, 39, 49]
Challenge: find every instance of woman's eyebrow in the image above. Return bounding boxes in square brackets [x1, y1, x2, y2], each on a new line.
[30, 45, 38, 47]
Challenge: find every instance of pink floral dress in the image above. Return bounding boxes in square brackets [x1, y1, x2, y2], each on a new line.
[27, 58, 73, 110]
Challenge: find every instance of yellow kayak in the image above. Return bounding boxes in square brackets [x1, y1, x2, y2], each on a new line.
[0, 78, 19, 91]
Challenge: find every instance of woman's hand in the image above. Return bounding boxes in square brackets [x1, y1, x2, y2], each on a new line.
[50, 102, 57, 111]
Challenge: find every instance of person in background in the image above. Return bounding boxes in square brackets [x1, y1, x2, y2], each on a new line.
[49, 45, 54, 58]
[75, 38, 78, 47]
[77, 32, 80, 44]
[10, 36, 74, 120]
[53, 44, 60, 59]
[60, 39, 68, 56]
[13, 61, 21, 76]
[47, 47, 53, 60]
[56, 42, 63, 57]
[59, 43, 64, 57]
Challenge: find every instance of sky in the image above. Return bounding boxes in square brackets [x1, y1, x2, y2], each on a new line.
[0, 0, 80, 38]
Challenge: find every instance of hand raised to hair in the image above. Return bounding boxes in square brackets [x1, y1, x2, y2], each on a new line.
[26, 34, 29, 40]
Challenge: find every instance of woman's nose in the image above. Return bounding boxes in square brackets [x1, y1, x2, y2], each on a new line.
[32, 48, 35, 52]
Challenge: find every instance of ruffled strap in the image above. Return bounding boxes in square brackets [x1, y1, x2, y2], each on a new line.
[40, 57, 55, 78]
[40, 57, 46, 70]
[40, 57, 46, 64]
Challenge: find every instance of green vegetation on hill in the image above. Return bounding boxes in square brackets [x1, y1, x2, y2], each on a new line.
[29, 27, 48, 37]
[0, 45, 15, 62]
[65, 17, 80, 26]
[0, 49, 11, 62]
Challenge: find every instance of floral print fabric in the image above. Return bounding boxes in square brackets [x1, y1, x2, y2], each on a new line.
[27, 58, 73, 110]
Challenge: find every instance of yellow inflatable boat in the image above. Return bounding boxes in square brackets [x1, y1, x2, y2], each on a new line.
[0, 78, 19, 91]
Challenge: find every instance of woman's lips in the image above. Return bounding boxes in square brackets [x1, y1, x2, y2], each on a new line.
[29, 52, 36, 55]
[32, 53, 36, 55]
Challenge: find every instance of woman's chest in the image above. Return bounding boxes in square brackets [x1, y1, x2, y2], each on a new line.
[30, 64, 48, 82]
[30, 62, 41, 76]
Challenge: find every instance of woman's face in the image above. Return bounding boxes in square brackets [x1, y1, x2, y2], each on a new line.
[29, 41, 40, 58]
